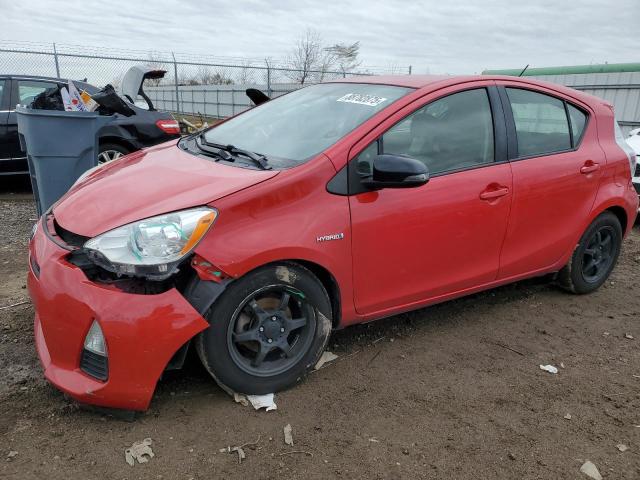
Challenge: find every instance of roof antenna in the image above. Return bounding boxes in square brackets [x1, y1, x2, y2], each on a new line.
[518, 64, 530, 77]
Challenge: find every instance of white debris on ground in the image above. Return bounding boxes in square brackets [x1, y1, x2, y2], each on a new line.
[624, 333, 634, 340]
[539, 364, 558, 374]
[7, 451, 18, 459]
[564, 413, 572, 420]
[616, 444, 629, 452]
[247, 393, 277, 411]
[125, 438, 154, 466]
[232, 392, 277, 411]
[314, 351, 338, 370]
[580, 460, 602, 480]
[283, 424, 294, 446]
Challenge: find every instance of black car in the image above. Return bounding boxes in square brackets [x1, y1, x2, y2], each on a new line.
[0, 66, 180, 175]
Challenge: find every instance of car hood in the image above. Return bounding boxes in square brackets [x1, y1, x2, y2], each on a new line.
[53, 142, 278, 237]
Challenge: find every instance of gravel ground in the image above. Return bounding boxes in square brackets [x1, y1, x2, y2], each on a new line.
[1, 194, 639, 479]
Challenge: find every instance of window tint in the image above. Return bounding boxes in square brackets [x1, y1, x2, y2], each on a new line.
[357, 89, 494, 176]
[17, 80, 58, 106]
[506, 88, 571, 157]
[0, 80, 5, 103]
[567, 104, 587, 144]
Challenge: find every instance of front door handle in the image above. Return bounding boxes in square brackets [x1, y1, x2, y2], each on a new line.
[479, 185, 509, 200]
[580, 160, 600, 174]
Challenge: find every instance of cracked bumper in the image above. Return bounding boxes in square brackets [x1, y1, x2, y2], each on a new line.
[28, 219, 209, 411]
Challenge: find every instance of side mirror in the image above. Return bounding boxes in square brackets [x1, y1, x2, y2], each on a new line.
[361, 154, 429, 189]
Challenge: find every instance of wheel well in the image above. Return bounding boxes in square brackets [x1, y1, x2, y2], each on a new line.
[605, 206, 627, 233]
[290, 260, 342, 329]
[98, 136, 135, 153]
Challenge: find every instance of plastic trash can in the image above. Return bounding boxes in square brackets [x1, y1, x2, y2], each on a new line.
[16, 107, 114, 216]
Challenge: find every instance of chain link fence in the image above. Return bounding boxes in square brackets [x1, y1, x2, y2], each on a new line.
[0, 41, 411, 118]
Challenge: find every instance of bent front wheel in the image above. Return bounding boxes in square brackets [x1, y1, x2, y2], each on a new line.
[195, 263, 332, 395]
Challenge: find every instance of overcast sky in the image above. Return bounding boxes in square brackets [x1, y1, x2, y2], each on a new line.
[2, 0, 639, 74]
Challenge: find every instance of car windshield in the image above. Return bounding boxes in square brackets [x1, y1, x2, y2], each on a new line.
[203, 83, 413, 167]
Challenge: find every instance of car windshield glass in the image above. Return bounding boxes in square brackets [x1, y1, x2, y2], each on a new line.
[203, 83, 413, 167]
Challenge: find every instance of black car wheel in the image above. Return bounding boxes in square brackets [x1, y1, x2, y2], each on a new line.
[98, 143, 130, 164]
[195, 263, 333, 395]
[558, 212, 622, 294]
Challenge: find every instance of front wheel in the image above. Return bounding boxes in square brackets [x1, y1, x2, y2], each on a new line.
[557, 211, 622, 294]
[195, 263, 332, 395]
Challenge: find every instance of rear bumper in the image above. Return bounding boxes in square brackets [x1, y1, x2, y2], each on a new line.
[28, 218, 209, 411]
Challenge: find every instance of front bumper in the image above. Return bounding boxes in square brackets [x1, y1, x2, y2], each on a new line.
[28, 218, 209, 411]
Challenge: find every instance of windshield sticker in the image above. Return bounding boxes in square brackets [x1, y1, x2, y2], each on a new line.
[336, 93, 387, 107]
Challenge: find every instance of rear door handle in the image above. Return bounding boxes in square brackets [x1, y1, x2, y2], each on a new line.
[479, 186, 509, 200]
[580, 161, 600, 174]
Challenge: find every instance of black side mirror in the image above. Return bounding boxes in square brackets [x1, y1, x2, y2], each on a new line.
[361, 154, 429, 189]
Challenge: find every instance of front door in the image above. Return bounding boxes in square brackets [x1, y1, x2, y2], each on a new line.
[349, 86, 514, 315]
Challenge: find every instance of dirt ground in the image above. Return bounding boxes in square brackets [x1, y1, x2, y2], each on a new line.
[1, 186, 639, 479]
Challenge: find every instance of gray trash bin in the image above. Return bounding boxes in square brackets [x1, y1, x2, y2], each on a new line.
[16, 107, 114, 216]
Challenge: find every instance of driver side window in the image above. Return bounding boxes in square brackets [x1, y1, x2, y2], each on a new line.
[356, 88, 495, 176]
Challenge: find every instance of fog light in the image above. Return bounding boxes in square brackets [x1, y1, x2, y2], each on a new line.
[81, 321, 109, 381]
[84, 320, 107, 356]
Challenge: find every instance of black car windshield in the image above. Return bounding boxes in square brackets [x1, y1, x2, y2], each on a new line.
[203, 83, 413, 167]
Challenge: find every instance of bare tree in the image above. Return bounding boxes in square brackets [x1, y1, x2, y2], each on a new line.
[286, 30, 363, 84]
[286, 29, 324, 85]
[324, 42, 362, 76]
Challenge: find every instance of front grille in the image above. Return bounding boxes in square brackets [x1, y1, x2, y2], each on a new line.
[635, 163, 640, 177]
[80, 349, 108, 381]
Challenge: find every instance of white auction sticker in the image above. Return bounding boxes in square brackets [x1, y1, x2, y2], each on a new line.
[336, 93, 387, 107]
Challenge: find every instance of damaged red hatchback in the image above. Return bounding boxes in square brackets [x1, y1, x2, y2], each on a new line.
[28, 75, 638, 411]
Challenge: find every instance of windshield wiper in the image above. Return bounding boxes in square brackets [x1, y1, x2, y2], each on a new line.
[198, 134, 272, 170]
[194, 135, 234, 162]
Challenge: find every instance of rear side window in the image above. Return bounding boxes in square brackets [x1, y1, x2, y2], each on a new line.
[506, 88, 571, 157]
[567, 104, 587, 143]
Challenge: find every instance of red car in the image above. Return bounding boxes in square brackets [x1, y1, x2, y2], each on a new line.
[28, 75, 638, 411]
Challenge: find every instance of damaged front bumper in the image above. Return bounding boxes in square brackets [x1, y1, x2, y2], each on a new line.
[28, 217, 210, 411]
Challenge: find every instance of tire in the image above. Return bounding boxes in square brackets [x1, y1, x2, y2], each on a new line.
[195, 263, 333, 395]
[97, 143, 130, 164]
[557, 212, 622, 294]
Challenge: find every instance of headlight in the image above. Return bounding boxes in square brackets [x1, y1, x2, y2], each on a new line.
[84, 207, 217, 279]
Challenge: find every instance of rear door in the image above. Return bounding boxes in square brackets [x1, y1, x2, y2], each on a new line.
[496, 83, 602, 278]
[349, 83, 513, 315]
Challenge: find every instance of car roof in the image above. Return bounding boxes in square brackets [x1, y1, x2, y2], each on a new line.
[331, 74, 607, 108]
[0, 74, 67, 82]
[330, 74, 474, 89]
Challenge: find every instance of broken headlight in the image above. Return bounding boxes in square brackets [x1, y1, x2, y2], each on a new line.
[83, 207, 217, 279]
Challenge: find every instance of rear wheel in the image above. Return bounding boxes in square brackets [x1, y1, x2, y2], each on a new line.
[98, 143, 130, 164]
[558, 212, 622, 294]
[196, 263, 332, 395]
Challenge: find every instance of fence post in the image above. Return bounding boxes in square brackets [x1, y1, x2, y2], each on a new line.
[171, 52, 180, 113]
[265, 59, 272, 97]
[408, 65, 412, 75]
[52, 43, 61, 78]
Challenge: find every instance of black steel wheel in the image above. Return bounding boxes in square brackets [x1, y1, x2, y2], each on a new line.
[227, 286, 316, 377]
[558, 211, 622, 294]
[581, 226, 616, 283]
[196, 263, 333, 395]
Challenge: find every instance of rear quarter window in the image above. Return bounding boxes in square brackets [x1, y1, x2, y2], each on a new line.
[567, 104, 587, 145]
